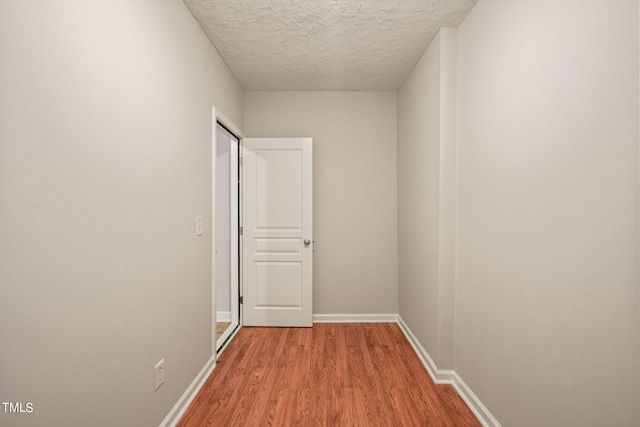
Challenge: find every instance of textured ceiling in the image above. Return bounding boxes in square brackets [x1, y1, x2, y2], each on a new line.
[183, 0, 477, 91]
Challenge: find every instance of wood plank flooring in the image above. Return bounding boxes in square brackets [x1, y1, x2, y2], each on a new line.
[178, 323, 481, 426]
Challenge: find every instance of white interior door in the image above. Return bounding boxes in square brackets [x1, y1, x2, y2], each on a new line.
[242, 138, 313, 327]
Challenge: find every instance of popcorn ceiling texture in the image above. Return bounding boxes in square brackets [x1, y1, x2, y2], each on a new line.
[183, 0, 477, 90]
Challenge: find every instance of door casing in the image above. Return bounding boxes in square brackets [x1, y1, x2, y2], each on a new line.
[211, 107, 243, 356]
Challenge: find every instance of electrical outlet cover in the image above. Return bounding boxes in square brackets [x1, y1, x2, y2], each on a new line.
[154, 359, 165, 391]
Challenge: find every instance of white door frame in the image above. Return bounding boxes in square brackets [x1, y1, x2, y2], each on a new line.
[211, 107, 243, 357]
[214, 123, 240, 351]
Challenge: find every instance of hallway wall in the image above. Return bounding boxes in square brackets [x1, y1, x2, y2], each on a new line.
[244, 91, 399, 316]
[0, 1, 243, 425]
[455, 0, 639, 425]
[397, 28, 458, 370]
[399, 0, 639, 426]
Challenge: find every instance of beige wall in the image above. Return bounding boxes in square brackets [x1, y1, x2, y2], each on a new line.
[397, 30, 441, 364]
[0, 0, 243, 426]
[244, 91, 398, 315]
[399, 0, 638, 425]
[397, 29, 458, 370]
[452, 0, 637, 425]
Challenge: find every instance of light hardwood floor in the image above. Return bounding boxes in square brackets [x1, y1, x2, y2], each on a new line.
[216, 322, 231, 341]
[178, 323, 481, 426]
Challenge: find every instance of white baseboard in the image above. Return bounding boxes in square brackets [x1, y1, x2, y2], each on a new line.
[397, 316, 501, 427]
[313, 313, 399, 323]
[396, 316, 456, 383]
[159, 355, 216, 427]
[450, 371, 501, 427]
[216, 311, 231, 323]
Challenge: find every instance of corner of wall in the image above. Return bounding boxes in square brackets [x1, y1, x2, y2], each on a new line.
[397, 317, 501, 427]
[397, 25, 458, 372]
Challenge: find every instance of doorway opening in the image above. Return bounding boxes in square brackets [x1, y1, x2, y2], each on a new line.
[215, 120, 241, 353]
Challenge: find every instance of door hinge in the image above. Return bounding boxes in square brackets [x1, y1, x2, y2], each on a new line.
[239, 226, 243, 236]
[239, 296, 243, 304]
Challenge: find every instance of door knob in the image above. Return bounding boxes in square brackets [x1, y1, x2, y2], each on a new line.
[304, 239, 311, 247]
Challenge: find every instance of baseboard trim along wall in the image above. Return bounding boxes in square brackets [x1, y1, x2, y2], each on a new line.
[216, 311, 231, 323]
[160, 355, 216, 427]
[312, 313, 399, 323]
[396, 316, 501, 427]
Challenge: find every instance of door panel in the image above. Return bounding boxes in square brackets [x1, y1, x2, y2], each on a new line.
[242, 138, 313, 327]
[255, 262, 302, 307]
[256, 150, 302, 229]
